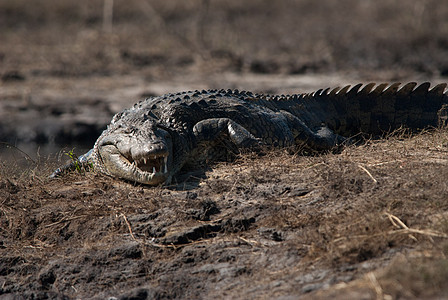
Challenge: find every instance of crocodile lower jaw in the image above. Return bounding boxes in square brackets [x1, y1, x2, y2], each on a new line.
[125, 154, 169, 184]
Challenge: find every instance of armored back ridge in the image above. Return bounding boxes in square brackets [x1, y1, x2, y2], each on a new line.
[51, 82, 448, 185]
[302, 82, 447, 135]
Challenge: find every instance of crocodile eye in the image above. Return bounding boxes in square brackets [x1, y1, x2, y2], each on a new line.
[117, 126, 134, 134]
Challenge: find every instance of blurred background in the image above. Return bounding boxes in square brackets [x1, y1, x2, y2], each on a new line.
[1, 0, 448, 159]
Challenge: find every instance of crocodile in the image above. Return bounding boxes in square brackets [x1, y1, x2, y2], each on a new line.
[51, 82, 448, 185]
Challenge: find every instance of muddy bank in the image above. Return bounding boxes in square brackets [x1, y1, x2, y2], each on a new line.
[1, 131, 448, 299]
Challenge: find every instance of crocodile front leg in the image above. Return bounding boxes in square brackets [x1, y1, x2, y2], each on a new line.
[193, 118, 261, 148]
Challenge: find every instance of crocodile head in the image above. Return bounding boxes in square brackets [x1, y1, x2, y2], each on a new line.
[95, 120, 174, 185]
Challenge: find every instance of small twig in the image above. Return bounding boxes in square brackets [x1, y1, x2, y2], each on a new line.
[24, 245, 44, 249]
[44, 215, 86, 228]
[120, 213, 137, 241]
[367, 272, 384, 300]
[303, 162, 328, 170]
[358, 164, 378, 183]
[385, 212, 417, 241]
[367, 160, 403, 167]
[386, 213, 408, 229]
[394, 228, 447, 239]
[238, 236, 259, 246]
[143, 239, 176, 249]
[332, 227, 448, 244]
[225, 179, 239, 198]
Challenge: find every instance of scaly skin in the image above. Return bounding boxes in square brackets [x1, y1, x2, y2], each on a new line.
[51, 82, 448, 185]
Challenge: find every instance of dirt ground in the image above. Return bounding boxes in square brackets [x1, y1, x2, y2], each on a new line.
[1, 1, 448, 299]
[2, 131, 448, 299]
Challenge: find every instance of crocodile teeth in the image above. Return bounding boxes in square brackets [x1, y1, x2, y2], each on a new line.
[145, 173, 153, 181]
[127, 154, 170, 176]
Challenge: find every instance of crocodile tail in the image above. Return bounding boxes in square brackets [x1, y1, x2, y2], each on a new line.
[299, 82, 448, 137]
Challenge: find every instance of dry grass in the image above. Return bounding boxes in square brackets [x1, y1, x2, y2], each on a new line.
[2, 130, 448, 298]
[0, 130, 448, 299]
